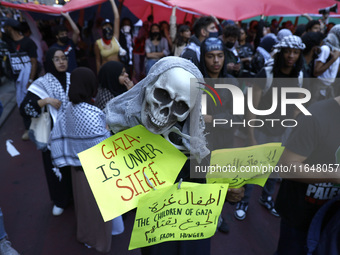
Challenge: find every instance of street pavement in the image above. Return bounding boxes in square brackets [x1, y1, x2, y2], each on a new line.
[0, 78, 280, 255]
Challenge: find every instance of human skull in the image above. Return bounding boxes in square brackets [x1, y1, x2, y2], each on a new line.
[141, 67, 199, 134]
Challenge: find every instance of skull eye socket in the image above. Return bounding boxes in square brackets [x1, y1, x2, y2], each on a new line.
[172, 101, 189, 115]
[154, 88, 171, 104]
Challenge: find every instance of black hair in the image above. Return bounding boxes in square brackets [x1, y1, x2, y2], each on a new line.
[192, 16, 215, 38]
[223, 24, 240, 39]
[54, 25, 68, 36]
[159, 20, 170, 38]
[121, 17, 132, 28]
[294, 24, 306, 37]
[149, 23, 161, 40]
[174, 24, 190, 47]
[301, 31, 324, 54]
[159, 20, 169, 29]
[306, 20, 320, 32]
[69, 67, 97, 104]
[273, 48, 304, 77]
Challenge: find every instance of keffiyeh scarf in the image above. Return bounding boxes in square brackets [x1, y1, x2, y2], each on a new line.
[50, 102, 111, 167]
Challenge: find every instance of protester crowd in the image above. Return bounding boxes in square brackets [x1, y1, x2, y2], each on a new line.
[0, 2, 340, 255]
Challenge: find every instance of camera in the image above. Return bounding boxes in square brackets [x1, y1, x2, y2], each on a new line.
[319, 4, 337, 15]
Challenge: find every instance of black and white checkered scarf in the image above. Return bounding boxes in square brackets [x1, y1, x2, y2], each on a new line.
[50, 102, 110, 167]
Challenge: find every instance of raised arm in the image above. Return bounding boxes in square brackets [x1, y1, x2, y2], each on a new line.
[110, 0, 120, 40]
[61, 12, 80, 45]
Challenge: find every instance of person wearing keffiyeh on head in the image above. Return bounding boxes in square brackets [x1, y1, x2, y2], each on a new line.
[19, 47, 73, 217]
[234, 35, 306, 221]
[95, 61, 134, 111]
[50, 67, 124, 253]
[313, 24, 340, 103]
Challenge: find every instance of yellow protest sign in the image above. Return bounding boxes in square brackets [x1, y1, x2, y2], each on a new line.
[128, 182, 228, 250]
[78, 125, 187, 222]
[206, 143, 284, 188]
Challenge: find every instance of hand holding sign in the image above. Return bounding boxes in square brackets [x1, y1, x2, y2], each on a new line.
[78, 125, 187, 222]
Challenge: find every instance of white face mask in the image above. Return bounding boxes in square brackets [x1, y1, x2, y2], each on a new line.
[122, 25, 131, 33]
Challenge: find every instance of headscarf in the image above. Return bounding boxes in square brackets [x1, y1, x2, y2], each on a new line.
[273, 35, 306, 51]
[324, 24, 340, 52]
[200, 37, 228, 78]
[105, 56, 209, 162]
[44, 47, 67, 90]
[69, 67, 97, 104]
[98, 61, 127, 96]
[277, 28, 293, 42]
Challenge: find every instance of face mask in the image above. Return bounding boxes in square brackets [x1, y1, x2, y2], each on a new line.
[102, 27, 113, 40]
[59, 36, 68, 44]
[150, 32, 161, 40]
[123, 25, 131, 33]
[208, 31, 219, 38]
[225, 41, 235, 49]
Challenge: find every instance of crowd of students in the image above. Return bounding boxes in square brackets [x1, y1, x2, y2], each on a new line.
[0, 3, 340, 255]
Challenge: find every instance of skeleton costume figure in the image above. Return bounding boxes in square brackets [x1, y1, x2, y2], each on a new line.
[106, 56, 211, 255]
[105, 56, 209, 162]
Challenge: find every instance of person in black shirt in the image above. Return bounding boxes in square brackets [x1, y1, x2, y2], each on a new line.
[234, 35, 306, 221]
[3, 18, 38, 140]
[3, 18, 37, 88]
[275, 97, 340, 255]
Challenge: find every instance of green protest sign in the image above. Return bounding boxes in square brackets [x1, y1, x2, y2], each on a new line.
[129, 182, 228, 250]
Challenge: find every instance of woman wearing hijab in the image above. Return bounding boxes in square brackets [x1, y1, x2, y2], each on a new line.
[94, 0, 120, 74]
[50, 67, 124, 253]
[20, 47, 73, 216]
[95, 61, 133, 111]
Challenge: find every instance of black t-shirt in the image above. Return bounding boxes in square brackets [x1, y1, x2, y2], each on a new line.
[275, 99, 340, 231]
[8, 36, 37, 58]
[255, 68, 300, 136]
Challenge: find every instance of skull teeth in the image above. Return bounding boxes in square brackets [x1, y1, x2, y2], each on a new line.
[150, 115, 166, 127]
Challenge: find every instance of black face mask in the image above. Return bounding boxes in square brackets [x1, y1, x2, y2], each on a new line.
[225, 41, 235, 49]
[150, 32, 161, 40]
[209, 31, 219, 38]
[59, 36, 68, 44]
[102, 27, 113, 40]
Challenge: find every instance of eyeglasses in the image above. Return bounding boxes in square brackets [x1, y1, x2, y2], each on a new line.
[52, 57, 68, 63]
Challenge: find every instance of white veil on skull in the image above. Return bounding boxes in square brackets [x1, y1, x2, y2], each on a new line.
[105, 56, 209, 162]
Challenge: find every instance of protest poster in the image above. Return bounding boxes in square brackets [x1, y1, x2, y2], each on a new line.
[78, 125, 187, 222]
[206, 143, 284, 188]
[129, 182, 228, 250]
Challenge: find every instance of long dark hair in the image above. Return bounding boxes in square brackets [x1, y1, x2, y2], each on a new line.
[273, 49, 304, 77]
[174, 24, 190, 47]
[149, 24, 161, 41]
